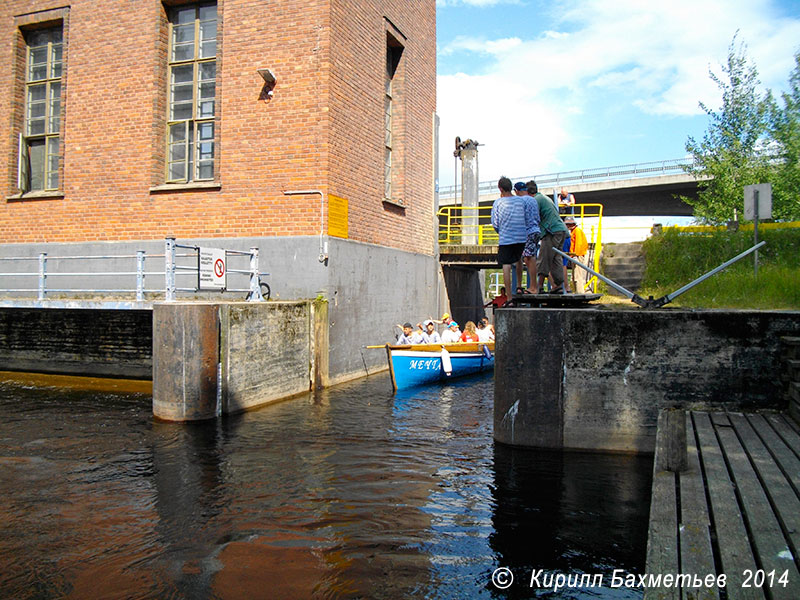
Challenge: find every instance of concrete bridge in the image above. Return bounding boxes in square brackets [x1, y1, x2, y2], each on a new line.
[438, 157, 700, 217]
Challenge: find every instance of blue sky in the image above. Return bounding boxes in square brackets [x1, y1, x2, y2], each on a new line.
[436, 0, 800, 188]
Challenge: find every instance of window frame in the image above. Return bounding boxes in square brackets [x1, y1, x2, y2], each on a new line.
[164, 2, 218, 185]
[19, 26, 63, 194]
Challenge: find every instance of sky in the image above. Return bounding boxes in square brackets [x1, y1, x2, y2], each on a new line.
[436, 0, 800, 189]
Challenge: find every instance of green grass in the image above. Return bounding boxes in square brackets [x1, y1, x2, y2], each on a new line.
[637, 228, 800, 309]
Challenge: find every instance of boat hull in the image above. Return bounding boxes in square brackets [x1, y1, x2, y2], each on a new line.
[386, 343, 494, 391]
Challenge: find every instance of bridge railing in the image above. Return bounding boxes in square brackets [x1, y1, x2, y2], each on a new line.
[0, 238, 269, 304]
[439, 157, 693, 202]
[438, 203, 605, 291]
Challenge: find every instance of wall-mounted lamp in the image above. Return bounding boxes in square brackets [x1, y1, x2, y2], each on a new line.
[258, 68, 276, 102]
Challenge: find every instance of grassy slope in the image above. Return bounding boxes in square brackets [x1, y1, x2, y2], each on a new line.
[636, 228, 800, 309]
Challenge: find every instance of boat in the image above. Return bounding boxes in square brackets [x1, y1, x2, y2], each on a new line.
[382, 342, 494, 391]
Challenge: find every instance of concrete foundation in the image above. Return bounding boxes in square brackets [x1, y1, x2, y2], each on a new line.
[153, 300, 324, 421]
[494, 308, 800, 453]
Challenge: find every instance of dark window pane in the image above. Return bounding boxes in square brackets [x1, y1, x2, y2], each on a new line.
[28, 85, 46, 102]
[171, 65, 194, 84]
[169, 162, 186, 181]
[28, 139, 45, 191]
[169, 123, 187, 142]
[197, 161, 213, 179]
[172, 43, 194, 62]
[171, 102, 193, 121]
[200, 40, 216, 59]
[174, 7, 196, 25]
[199, 5, 217, 21]
[172, 83, 193, 103]
[199, 62, 216, 80]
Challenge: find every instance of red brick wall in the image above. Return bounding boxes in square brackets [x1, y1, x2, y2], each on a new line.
[329, 0, 436, 254]
[0, 0, 435, 255]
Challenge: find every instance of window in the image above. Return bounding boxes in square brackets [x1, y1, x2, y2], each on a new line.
[19, 27, 63, 193]
[166, 3, 217, 183]
[385, 34, 404, 205]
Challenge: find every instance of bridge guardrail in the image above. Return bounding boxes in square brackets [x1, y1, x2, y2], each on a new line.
[439, 157, 692, 201]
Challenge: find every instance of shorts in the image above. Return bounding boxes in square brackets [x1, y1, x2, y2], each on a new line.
[497, 242, 525, 266]
[522, 232, 541, 258]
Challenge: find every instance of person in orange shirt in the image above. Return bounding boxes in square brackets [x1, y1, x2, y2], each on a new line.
[460, 321, 479, 343]
[565, 216, 589, 293]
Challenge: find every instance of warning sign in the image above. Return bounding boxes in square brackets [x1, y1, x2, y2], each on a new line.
[328, 194, 349, 239]
[199, 247, 226, 290]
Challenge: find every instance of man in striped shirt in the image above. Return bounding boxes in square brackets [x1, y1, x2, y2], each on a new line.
[491, 176, 536, 305]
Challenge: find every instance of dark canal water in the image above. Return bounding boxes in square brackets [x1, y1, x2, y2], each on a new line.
[0, 371, 652, 599]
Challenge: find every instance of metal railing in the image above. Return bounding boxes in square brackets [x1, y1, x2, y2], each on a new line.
[439, 203, 605, 292]
[439, 157, 693, 201]
[0, 237, 269, 303]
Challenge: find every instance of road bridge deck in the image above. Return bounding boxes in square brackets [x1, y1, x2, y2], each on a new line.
[645, 410, 800, 600]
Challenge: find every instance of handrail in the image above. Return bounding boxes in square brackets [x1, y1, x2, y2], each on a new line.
[0, 238, 269, 303]
[438, 202, 605, 292]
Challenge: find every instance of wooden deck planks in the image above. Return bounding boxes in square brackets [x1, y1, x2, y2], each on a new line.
[647, 410, 800, 600]
[645, 470, 680, 600]
[679, 412, 719, 600]
[693, 412, 765, 600]
[715, 413, 800, 600]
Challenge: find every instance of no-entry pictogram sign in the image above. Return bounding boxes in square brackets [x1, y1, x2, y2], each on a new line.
[199, 247, 227, 290]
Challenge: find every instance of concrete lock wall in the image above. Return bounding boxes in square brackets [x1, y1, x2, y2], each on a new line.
[0, 307, 152, 378]
[153, 300, 323, 421]
[0, 235, 444, 386]
[494, 308, 800, 454]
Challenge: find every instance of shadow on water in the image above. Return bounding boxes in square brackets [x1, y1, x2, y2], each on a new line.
[0, 371, 653, 599]
[490, 445, 652, 598]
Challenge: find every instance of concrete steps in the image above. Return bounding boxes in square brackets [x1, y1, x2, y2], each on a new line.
[781, 336, 800, 423]
[601, 242, 646, 294]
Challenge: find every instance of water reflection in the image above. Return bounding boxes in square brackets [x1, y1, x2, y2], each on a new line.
[0, 372, 651, 599]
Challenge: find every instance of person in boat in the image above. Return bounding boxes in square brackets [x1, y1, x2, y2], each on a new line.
[420, 319, 442, 344]
[477, 319, 494, 342]
[396, 322, 420, 345]
[441, 321, 461, 344]
[460, 321, 479, 343]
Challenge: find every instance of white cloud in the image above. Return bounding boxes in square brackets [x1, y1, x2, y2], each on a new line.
[436, 0, 800, 184]
[437, 73, 567, 189]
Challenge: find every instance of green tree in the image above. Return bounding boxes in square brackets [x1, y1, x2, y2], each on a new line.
[766, 51, 800, 221]
[683, 35, 772, 224]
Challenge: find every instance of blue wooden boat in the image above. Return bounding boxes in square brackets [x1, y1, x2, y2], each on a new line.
[384, 342, 494, 391]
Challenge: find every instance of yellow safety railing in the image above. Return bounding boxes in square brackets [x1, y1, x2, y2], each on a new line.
[437, 202, 605, 292]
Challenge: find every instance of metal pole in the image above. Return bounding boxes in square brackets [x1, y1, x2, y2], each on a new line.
[247, 247, 263, 302]
[136, 250, 145, 302]
[754, 190, 759, 278]
[165, 237, 176, 301]
[38, 253, 47, 300]
[553, 247, 636, 299]
[664, 241, 766, 304]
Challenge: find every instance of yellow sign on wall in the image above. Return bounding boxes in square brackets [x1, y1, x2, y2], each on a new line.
[328, 194, 349, 239]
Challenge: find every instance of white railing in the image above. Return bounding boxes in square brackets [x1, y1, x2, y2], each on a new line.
[0, 237, 269, 303]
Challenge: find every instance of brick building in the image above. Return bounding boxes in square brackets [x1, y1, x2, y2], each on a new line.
[0, 0, 440, 384]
